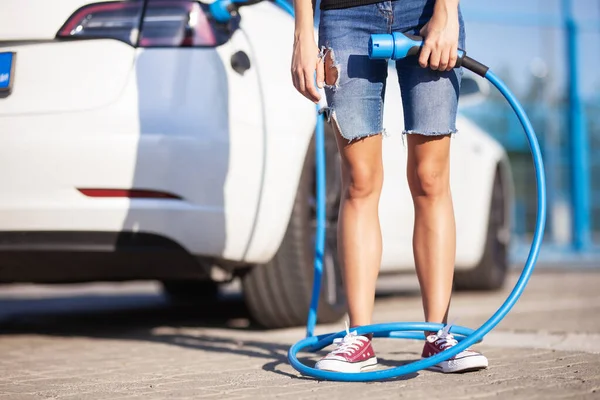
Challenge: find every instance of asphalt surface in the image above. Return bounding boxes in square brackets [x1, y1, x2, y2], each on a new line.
[0, 269, 599, 399]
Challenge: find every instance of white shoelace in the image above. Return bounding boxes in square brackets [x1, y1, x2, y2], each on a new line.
[331, 322, 367, 356]
[433, 324, 458, 350]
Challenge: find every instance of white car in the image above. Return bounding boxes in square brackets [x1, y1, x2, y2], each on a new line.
[0, 0, 513, 328]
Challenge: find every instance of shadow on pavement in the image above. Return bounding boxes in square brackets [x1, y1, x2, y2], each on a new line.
[0, 288, 260, 337]
[0, 282, 422, 383]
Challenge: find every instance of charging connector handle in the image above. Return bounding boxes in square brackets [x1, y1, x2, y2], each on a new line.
[368, 32, 489, 77]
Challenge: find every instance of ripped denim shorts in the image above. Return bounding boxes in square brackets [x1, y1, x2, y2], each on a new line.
[318, 0, 466, 142]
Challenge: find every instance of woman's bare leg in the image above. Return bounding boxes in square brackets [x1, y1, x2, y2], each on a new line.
[406, 134, 455, 326]
[334, 129, 384, 328]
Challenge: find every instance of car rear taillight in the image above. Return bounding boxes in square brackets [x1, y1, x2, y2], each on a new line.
[57, 1, 144, 45]
[57, 0, 216, 47]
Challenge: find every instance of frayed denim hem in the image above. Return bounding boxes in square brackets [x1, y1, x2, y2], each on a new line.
[320, 106, 387, 143]
[402, 129, 458, 136]
[401, 129, 457, 147]
[344, 129, 387, 144]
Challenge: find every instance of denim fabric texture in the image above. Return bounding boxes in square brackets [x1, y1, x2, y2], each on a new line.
[317, 0, 466, 141]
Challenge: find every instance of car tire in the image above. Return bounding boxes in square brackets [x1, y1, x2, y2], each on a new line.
[162, 280, 220, 303]
[454, 167, 508, 291]
[242, 131, 347, 329]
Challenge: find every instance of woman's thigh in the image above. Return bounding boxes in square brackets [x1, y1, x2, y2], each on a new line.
[392, 0, 466, 136]
[318, 2, 393, 142]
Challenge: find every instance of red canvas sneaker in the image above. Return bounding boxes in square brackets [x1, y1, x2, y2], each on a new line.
[315, 327, 378, 373]
[422, 325, 488, 373]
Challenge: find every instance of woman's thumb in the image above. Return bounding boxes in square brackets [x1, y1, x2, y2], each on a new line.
[316, 57, 325, 89]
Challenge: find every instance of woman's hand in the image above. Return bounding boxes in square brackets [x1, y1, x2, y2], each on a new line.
[418, 0, 460, 71]
[291, 31, 324, 103]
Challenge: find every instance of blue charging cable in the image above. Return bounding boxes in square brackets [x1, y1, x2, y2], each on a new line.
[210, 0, 546, 382]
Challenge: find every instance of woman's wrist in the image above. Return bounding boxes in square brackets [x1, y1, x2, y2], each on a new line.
[429, 0, 458, 32]
[294, 29, 314, 43]
[435, 0, 459, 9]
[433, 0, 459, 18]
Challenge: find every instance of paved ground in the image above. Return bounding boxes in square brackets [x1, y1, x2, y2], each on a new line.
[0, 269, 599, 399]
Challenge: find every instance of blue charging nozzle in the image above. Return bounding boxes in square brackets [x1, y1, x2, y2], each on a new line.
[209, 0, 264, 23]
[368, 32, 487, 76]
[369, 32, 488, 77]
[368, 34, 395, 59]
[368, 32, 423, 60]
[209, 0, 235, 23]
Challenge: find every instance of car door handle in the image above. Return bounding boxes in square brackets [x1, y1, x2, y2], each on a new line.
[230, 51, 251, 75]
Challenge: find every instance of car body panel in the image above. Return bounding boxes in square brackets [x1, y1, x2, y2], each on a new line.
[230, 3, 316, 262]
[0, 40, 136, 114]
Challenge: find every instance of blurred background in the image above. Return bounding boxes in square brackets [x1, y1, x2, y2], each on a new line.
[457, 0, 600, 263]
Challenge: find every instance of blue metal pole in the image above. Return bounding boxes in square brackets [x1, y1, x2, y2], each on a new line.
[562, 0, 591, 251]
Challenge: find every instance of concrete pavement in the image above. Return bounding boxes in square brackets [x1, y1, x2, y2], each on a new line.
[0, 270, 599, 399]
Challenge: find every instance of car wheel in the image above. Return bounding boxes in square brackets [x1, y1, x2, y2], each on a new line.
[242, 130, 347, 329]
[162, 280, 220, 303]
[454, 167, 508, 291]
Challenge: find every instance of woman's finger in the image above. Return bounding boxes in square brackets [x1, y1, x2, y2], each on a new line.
[439, 46, 450, 71]
[316, 57, 325, 89]
[428, 45, 441, 70]
[447, 43, 458, 70]
[296, 68, 307, 98]
[419, 44, 431, 68]
[291, 66, 299, 92]
[304, 68, 321, 103]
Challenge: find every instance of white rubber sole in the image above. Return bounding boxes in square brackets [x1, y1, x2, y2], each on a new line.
[315, 357, 378, 373]
[426, 354, 489, 373]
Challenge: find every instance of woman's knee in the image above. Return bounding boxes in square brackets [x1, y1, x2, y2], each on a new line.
[343, 161, 383, 201]
[409, 162, 450, 199]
